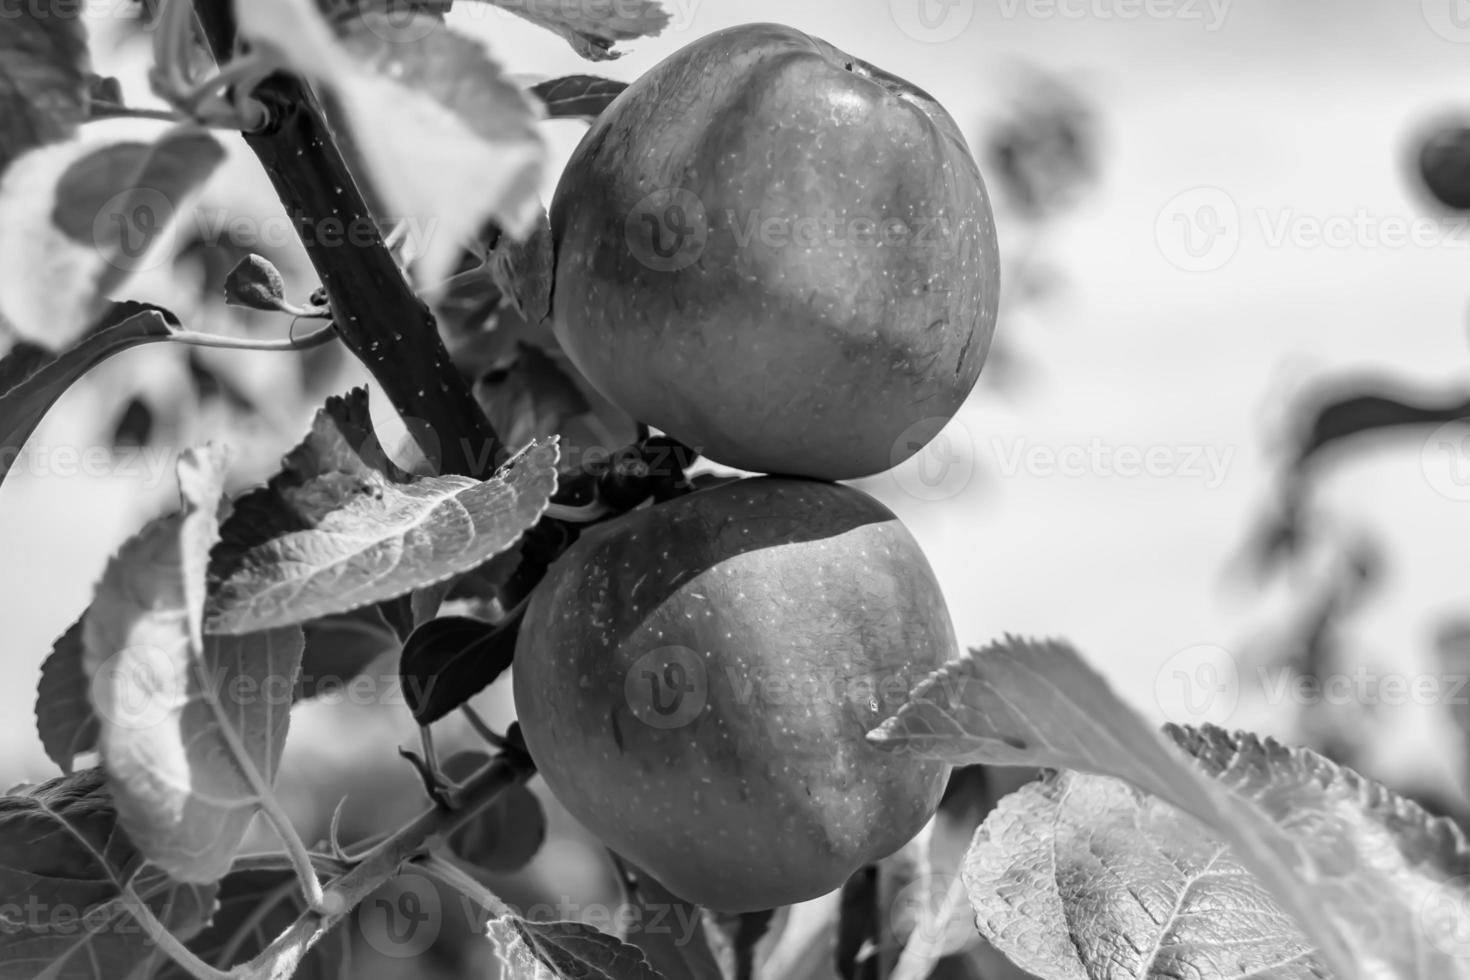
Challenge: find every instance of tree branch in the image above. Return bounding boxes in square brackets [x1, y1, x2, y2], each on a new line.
[190, 1, 505, 478]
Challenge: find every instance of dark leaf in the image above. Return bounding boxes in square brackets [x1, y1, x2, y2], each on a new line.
[34, 619, 96, 774]
[298, 606, 400, 701]
[399, 615, 517, 725]
[0, 3, 90, 175]
[1293, 384, 1470, 468]
[442, 750, 546, 873]
[529, 75, 628, 119]
[476, 342, 589, 451]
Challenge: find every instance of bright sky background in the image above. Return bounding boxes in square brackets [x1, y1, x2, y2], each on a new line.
[3, 0, 1470, 797]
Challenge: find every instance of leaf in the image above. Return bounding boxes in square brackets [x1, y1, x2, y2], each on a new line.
[224, 254, 289, 312]
[0, 3, 90, 175]
[207, 387, 559, 634]
[486, 206, 553, 325]
[111, 396, 153, 448]
[0, 127, 224, 348]
[965, 770, 1325, 980]
[156, 869, 350, 979]
[488, 917, 667, 980]
[237, 3, 544, 288]
[474, 0, 668, 60]
[298, 606, 400, 701]
[0, 768, 216, 980]
[870, 638, 1470, 980]
[35, 618, 97, 774]
[399, 616, 517, 725]
[476, 342, 589, 451]
[442, 750, 546, 872]
[0, 305, 177, 490]
[83, 446, 306, 883]
[1290, 383, 1470, 469]
[528, 75, 628, 119]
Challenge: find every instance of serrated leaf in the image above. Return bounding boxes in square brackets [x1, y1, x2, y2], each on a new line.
[399, 616, 517, 724]
[0, 768, 216, 980]
[966, 770, 1325, 980]
[870, 638, 1470, 980]
[237, 3, 544, 288]
[207, 387, 559, 633]
[0, 127, 223, 348]
[528, 75, 628, 119]
[0, 304, 177, 491]
[35, 619, 96, 774]
[156, 869, 350, 979]
[488, 917, 667, 980]
[298, 606, 400, 701]
[83, 446, 306, 884]
[224, 254, 288, 312]
[442, 750, 546, 873]
[474, 0, 668, 60]
[0, 4, 90, 175]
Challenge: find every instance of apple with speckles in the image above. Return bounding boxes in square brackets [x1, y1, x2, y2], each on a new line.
[512, 477, 955, 911]
[549, 22, 1000, 480]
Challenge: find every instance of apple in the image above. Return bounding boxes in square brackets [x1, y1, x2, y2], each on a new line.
[512, 477, 955, 911]
[549, 23, 999, 480]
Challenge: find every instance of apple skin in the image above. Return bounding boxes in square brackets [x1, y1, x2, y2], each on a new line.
[549, 23, 999, 480]
[512, 477, 955, 911]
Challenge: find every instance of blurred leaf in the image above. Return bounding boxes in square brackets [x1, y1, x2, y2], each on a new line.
[612, 859, 723, 980]
[966, 770, 1323, 980]
[83, 446, 305, 884]
[238, 4, 544, 286]
[110, 396, 153, 448]
[0, 768, 217, 979]
[476, 342, 590, 451]
[399, 615, 517, 725]
[442, 750, 546, 873]
[472, 0, 668, 60]
[529, 75, 628, 119]
[1293, 384, 1470, 468]
[0, 3, 89, 175]
[34, 618, 95, 774]
[0, 304, 176, 491]
[0, 128, 223, 348]
[704, 908, 778, 980]
[157, 869, 349, 979]
[207, 388, 559, 633]
[1417, 123, 1470, 211]
[298, 606, 400, 701]
[85, 72, 123, 108]
[870, 637, 1470, 980]
[187, 350, 256, 414]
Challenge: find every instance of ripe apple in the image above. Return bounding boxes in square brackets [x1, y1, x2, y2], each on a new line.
[512, 477, 955, 911]
[549, 23, 999, 480]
